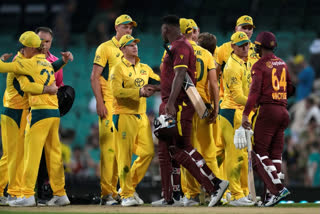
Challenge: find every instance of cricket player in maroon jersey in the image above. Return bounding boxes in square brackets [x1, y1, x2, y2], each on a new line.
[151, 15, 228, 207]
[240, 32, 295, 207]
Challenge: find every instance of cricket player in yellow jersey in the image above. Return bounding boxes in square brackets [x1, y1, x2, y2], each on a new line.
[90, 14, 137, 205]
[110, 35, 160, 207]
[0, 50, 58, 205]
[0, 31, 73, 207]
[219, 32, 255, 206]
[216, 15, 258, 198]
[178, 19, 220, 206]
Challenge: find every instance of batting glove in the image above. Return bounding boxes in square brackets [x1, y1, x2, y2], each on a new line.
[234, 126, 247, 149]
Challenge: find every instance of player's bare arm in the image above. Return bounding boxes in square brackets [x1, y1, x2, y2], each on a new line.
[43, 81, 58, 95]
[165, 67, 186, 116]
[91, 64, 107, 118]
[215, 63, 222, 80]
[208, 68, 219, 123]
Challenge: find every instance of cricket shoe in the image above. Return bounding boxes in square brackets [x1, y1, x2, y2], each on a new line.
[151, 197, 183, 207]
[9, 196, 36, 207]
[229, 197, 255, 206]
[264, 188, 290, 207]
[133, 192, 144, 205]
[183, 195, 199, 206]
[101, 194, 119, 205]
[121, 197, 138, 207]
[47, 195, 70, 206]
[208, 180, 229, 207]
[0, 196, 8, 206]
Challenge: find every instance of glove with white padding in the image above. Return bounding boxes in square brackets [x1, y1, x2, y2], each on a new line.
[234, 126, 247, 149]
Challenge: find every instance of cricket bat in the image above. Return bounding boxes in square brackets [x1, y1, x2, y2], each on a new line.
[183, 73, 210, 119]
[163, 44, 210, 119]
[246, 130, 256, 203]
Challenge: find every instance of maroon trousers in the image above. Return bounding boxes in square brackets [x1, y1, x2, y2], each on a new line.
[252, 104, 289, 195]
[158, 102, 216, 201]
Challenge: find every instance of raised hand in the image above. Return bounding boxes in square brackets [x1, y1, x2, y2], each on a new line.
[61, 51, 74, 63]
[0, 53, 13, 61]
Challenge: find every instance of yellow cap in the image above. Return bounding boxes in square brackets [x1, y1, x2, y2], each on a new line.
[115, 14, 137, 27]
[231, 31, 250, 46]
[236, 15, 255, 28]
[293, 54, 304, 65]
[180, 18, 193, 34]
[119, 34, 140, 48]
[19, 31, 41, 48]
[189, 19, 198, 29]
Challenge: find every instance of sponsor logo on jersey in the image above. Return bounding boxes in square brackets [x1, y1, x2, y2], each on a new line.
[271, 61, 285, 66]
[135, 78, 145, 87]
[95, 55, 101, 62]
[140, 70, 147, 75]
[129, 72, 132, 77]
[116, 53, 120, 57]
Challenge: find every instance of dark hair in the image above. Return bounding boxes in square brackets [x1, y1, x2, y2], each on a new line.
[162, 15, 180, 27]
[35, 26, 53, 37]
[198, 32, 217, 54]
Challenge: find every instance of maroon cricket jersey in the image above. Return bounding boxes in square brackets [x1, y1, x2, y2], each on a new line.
[243, 53, 294, 116]
[160, 35, 196, 104]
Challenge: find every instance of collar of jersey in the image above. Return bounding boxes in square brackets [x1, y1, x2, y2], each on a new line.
[121, 56, 140, 67]
[33, 54, 46, 59]
[230, 52, 247, 66]
[112, 36, 120, 48]
[17, 51, 26, 59]
[188, 39, 197, 46]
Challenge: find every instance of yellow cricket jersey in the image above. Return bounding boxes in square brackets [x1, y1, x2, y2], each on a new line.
[93, 37, 123, 102]
[220, 53, 252, 110]
[216, 41, 258, 99]
[3, 52, 44, 109]
[0, 54, 58, 109]
[110, 56, 160, 115]
[189, 40, 216, 104]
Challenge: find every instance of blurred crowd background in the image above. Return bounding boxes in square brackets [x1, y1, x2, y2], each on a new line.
[0, 0, 319, 197]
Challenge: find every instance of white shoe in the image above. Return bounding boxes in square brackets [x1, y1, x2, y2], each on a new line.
[0, 196, 8, 206]
[47, 195, 70, 206]
[101, 194, 118, 205]
[121, 197, 138, 207]
[9, 196, 36, 207]
[208, 180, 229, 207]
[264, 188, 290, 207]
[133, 192, 144, 205]
[151, 197, 183, 207]
[229, 197, 255, 206]
[183, 195, 199, 206]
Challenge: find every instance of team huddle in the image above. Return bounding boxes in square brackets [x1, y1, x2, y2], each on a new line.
[0, 13, 293, 208]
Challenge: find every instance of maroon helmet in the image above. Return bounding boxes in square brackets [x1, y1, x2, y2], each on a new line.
[255, 31, 277, 50]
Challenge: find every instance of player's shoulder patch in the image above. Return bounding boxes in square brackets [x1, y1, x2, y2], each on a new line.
[266, 61, 273, 69]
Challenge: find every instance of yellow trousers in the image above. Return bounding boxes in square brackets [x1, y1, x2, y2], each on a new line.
[219, 108, 248, 200]
[22, 109, 66, 197]
[99, 101, 118, 198]
[0, 108, 28, 197]
[181, 113, 219, 198]
[113, 114, 154, 199]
